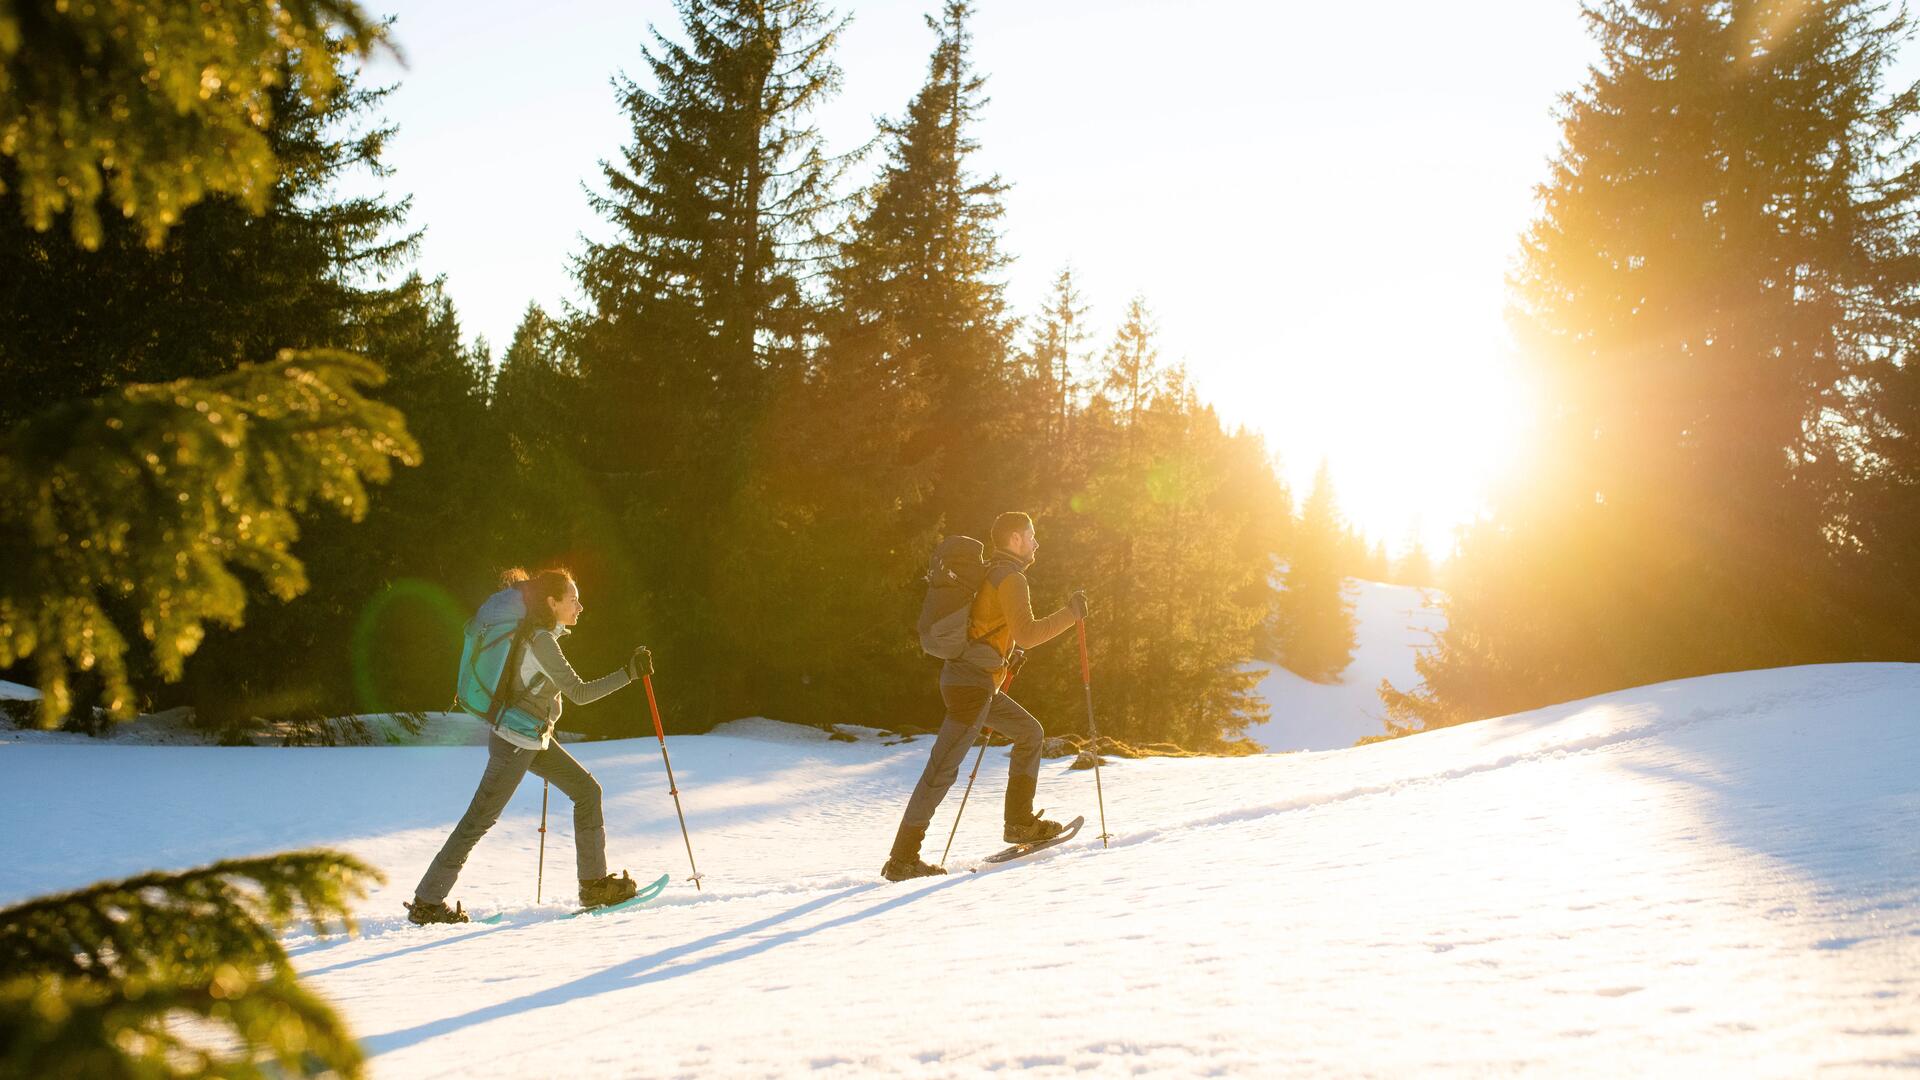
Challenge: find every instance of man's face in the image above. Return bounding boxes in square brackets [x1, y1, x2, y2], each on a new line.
[1009, 527, 1038, 563]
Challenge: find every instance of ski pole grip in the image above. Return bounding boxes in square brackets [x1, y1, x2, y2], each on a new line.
[1076, 616, 1090, 685]
[642, 674, 667, 743]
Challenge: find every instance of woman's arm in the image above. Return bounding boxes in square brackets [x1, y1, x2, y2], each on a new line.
[527, 631, 632, 705]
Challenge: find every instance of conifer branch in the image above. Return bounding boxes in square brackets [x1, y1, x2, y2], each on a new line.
[0, 352, 421, 728]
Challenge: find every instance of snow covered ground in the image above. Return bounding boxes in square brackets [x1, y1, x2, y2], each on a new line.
[1249, 579, 1446, 751]
[3, 662, 1916, 1075]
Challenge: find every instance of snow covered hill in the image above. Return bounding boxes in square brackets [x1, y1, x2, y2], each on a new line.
[1250, 579, 1446, 751]
[3, 663, 1916, 1076]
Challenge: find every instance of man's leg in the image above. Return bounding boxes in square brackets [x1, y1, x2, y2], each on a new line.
[527, 740, 607, 883]
[990, 694, 1046, 827]
[890, 680, 995, 862]
[415, 736, 537, 903]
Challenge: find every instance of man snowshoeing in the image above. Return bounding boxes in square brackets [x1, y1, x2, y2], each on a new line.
[883, 511, 1087, 881]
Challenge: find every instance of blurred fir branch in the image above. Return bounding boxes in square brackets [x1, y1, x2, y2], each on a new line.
[0, 352, 421, 727]
[0, 0, 390, 249]
[0, 849, 381, 1079]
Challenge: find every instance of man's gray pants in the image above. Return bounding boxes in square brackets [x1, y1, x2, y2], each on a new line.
[897, 678, 1044, 834]
[415, 733, 607, 902]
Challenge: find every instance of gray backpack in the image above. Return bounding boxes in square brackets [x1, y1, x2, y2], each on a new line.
[916, 536, 989, 659]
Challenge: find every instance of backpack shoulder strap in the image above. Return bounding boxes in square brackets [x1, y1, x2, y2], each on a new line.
[484, 624, 536, 726]
[984, 560, 1023, 591]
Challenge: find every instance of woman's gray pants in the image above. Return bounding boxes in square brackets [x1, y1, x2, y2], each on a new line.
[415, 733, 607, 902]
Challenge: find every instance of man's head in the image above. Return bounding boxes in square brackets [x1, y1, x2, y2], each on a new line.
[991, 511, 1038, 564]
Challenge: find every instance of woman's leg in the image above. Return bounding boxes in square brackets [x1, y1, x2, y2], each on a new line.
[414, 735, 537, 902]
[528, 741, 607, 882]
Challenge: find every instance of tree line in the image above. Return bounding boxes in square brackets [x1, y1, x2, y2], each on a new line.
[1383, 0, 1920, 733]
[1, 0, 1376, 748]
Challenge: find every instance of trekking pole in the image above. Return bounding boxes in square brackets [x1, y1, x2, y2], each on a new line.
[938, 667, 1016, 867]
[642, 673, 704, 890]
[1077, 618, 1112, 847]
[536, 779, 549, 902]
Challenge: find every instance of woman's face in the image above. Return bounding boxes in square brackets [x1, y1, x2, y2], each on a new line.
[548, 580, 583, 628]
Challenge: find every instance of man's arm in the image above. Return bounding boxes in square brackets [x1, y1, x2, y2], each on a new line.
[999, 572, 1078, 650]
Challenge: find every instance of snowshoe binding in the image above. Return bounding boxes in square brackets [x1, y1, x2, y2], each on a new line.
[579, 870, 640, 909]
[405, 897, 470, 925]
[1003, 810, 1068, 845]
[881, 854, 948, 882]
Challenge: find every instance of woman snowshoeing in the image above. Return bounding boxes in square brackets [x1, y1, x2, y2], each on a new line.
[407, 567, 651, 924]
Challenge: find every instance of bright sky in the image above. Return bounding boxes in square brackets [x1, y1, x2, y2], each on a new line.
[360, 0, 1598, 559]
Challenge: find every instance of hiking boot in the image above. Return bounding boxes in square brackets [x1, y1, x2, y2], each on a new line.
[881, 822, 946, 881]
[881, 854, 948, 882]
[579, 870, 639, 909]
[404, 897, 470, 925]
[1003, 811, 1068, 845]
[1004, 774, 1039, 827]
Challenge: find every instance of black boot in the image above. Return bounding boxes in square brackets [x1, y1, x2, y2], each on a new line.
[1003, 774, 1038, 830]
[404, 897, 469, 925]
[1003, 811, 1068, 845]
[580, 870, 639, 908]
[881, 823, 946, 882]
[1003, 775, 1065, 844]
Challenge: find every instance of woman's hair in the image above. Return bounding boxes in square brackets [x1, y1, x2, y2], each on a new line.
[501, 566, 575, 629]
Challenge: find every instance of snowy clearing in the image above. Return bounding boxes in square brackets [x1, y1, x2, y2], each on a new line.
[3, 663, 1916, 1076]
[1249, 579, 1446, 751]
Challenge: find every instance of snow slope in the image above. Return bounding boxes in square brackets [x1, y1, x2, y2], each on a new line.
[3, 664, 1916, 1076]
[1250, 579, 1446, 751]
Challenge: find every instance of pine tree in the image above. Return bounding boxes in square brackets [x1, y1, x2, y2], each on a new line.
[1276, 460, 1357, 683]
[0, 354, 418, 727]
[0, 44, 416, 426]
[1020, 267, 1092, 453]
[2, 49, 466, 729]
[183, 279, 502, 731]
[1102, 296, 1163, 460]
[826, 0, 1012, 534]
[573, 0, 852, 723]
[1366, 539, 1390, 583]
[493, 304, 577, 456]
[1386, 0, 1920, 729]
[0, 851, 378, 1079]
[1039, 315, 1279, 746]
[1395, 534, 1436, 588]
[710, 0, 1013, 723]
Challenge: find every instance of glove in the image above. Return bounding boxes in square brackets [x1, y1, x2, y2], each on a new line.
[626, 646, 654, 680]
[1007, 647, 1028, 679]
[1067, 590, 1090, 620]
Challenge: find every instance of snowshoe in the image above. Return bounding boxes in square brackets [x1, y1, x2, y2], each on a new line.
[982, 815, 1085, 866]
[1003, 810, 1068, 845]
[579, 870, 640, 909]
[881, 854, 948, 882]
[404, 897, 470, 925]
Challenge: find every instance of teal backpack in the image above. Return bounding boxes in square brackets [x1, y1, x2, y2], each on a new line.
[454, 587, 547, 744]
